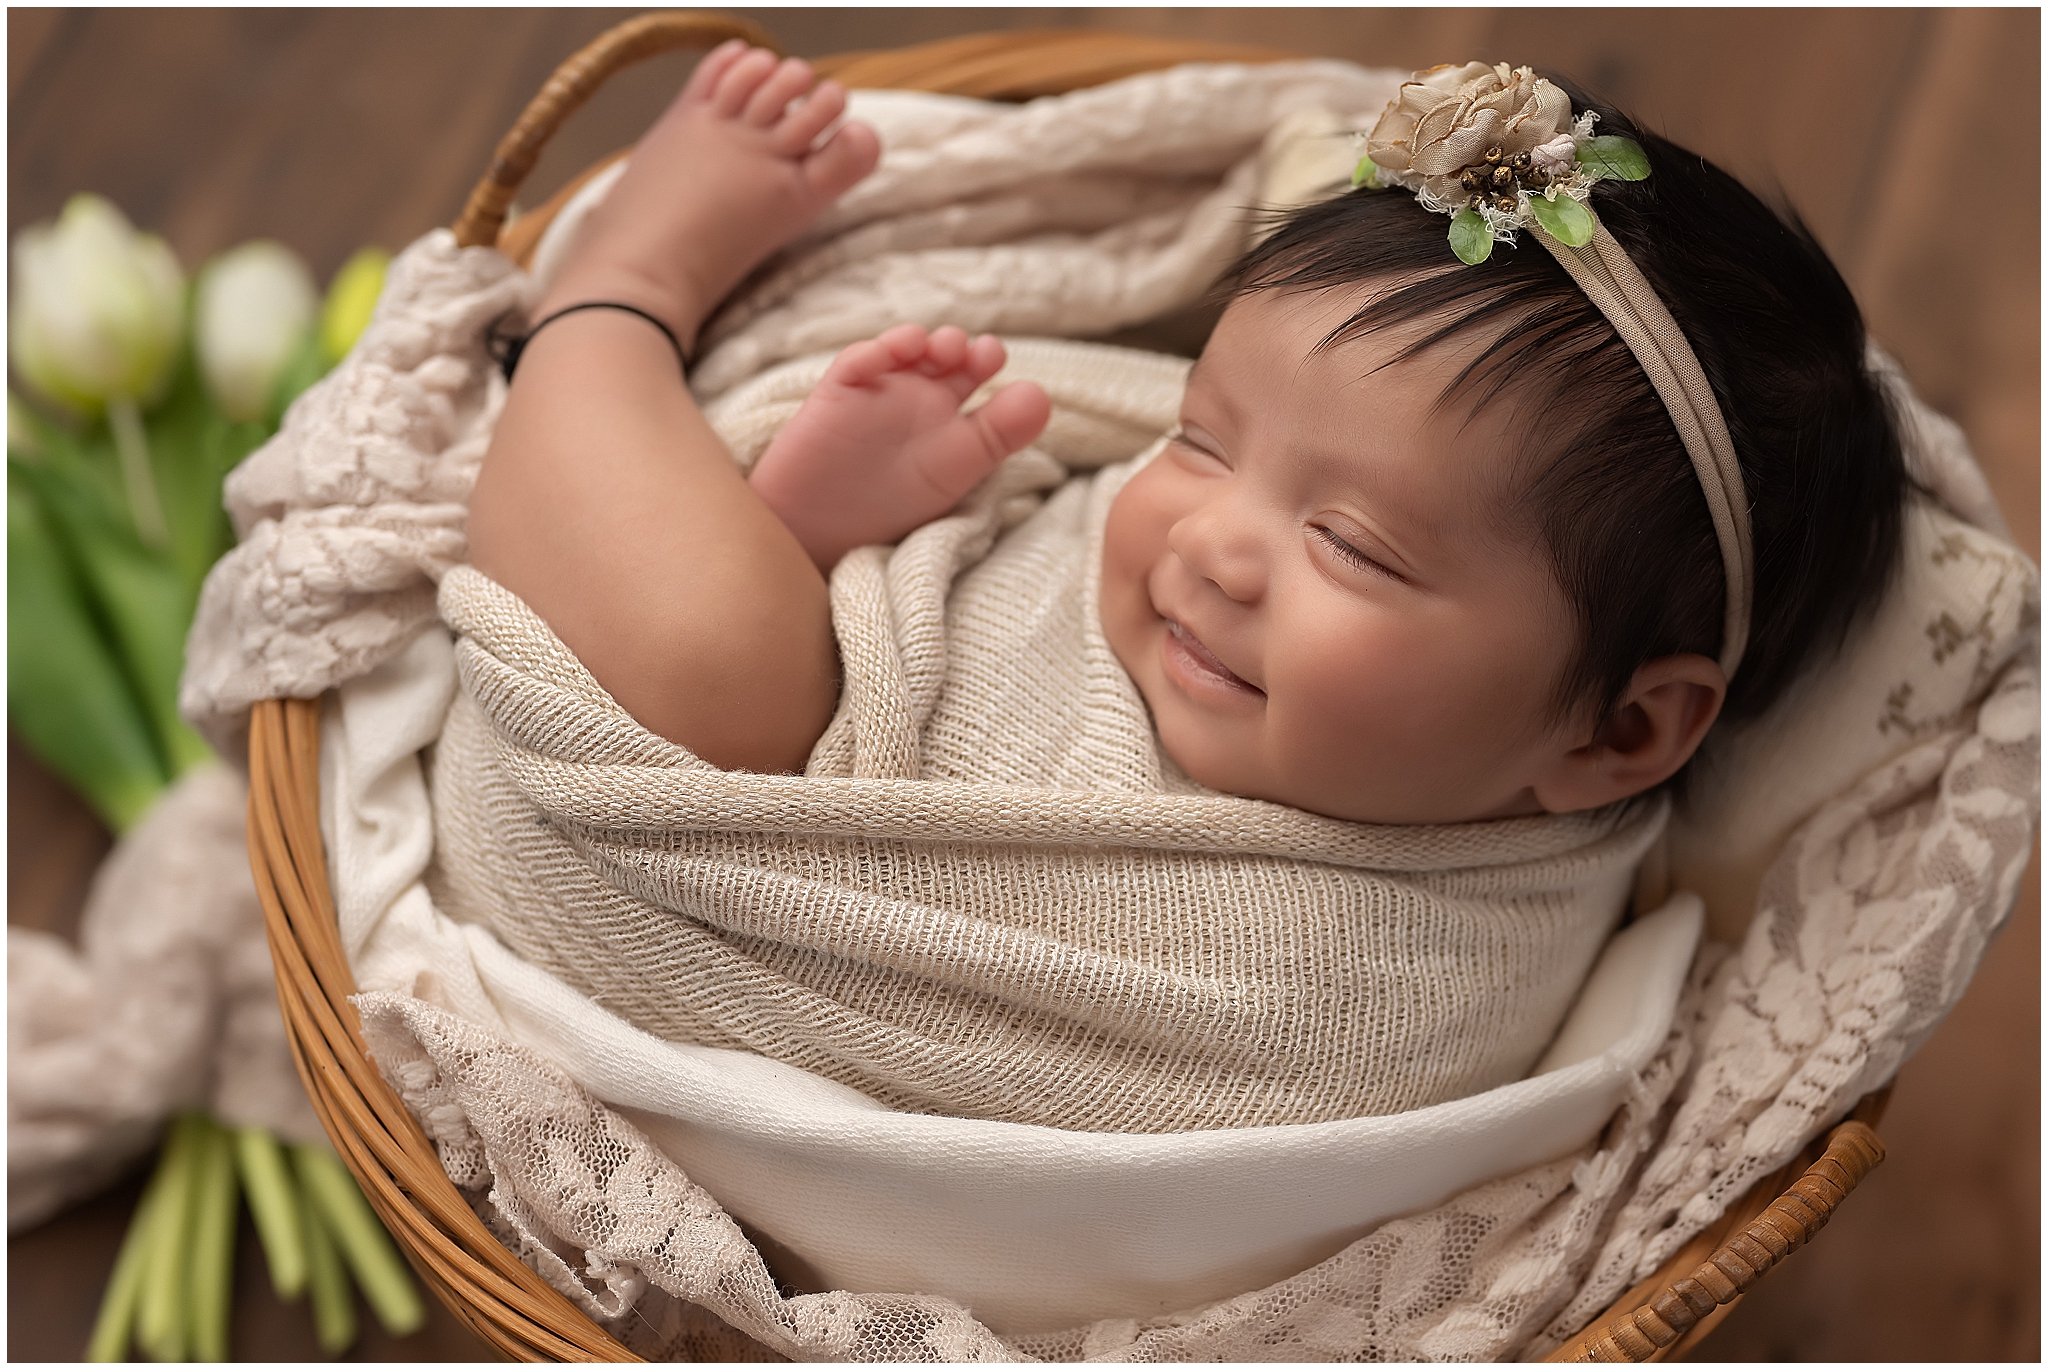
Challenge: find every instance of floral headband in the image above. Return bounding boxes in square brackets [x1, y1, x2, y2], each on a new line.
[1357, 63, 1753, 681]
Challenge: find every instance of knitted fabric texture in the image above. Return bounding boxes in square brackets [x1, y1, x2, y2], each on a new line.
[429, 407, 1660, 1131]
[178, 62, 2039, 1359]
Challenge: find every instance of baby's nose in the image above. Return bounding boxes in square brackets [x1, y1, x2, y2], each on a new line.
[1167, 501, 1265, 604]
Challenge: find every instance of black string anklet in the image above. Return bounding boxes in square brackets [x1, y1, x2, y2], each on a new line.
[490, 302, 689, 381]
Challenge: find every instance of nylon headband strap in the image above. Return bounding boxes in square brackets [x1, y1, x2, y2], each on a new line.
[1532, 219, 1754, 681]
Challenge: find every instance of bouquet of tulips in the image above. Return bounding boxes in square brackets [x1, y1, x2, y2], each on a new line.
[8, 194, 422, 1359]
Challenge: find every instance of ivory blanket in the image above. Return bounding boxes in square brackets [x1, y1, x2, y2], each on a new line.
[430, 404, 1661, 1132]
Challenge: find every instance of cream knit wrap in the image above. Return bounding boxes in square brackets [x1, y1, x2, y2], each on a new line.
[428, 349, 1661, 1132]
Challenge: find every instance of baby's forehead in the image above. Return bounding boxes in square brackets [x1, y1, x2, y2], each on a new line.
[1206, 278, 1513, 370]
[1197, 286, 1530, 437]
[1187, 290, 1543, 531]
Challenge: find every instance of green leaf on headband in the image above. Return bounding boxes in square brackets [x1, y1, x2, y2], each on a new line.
[1351, 157, 1378, 190]
[1529, 191, 1595, 247]
[1448, 209, 1493, 265]
[1576, 135, 1651, 181]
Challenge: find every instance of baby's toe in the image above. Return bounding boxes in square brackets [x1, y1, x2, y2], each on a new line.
[921, 326, 970, 376]
[824, 337, 895, 388]
[970, 381, 1052, 459]
[878, 322, 931, 367]
[801, 120, 881, 202]
[917, 381, 1050, 499]
[710, 47, 780, 117]
[826, 324, 927, 386]
[963, 334, 1009, 387]
[933, 335, 1008, 401]
[775, 79, 847, 156]
[744, 56, 814, 128]
[681, 39, 749, 105]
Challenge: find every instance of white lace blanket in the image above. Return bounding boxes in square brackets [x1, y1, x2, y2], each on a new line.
[179, 63, 2039, 1360]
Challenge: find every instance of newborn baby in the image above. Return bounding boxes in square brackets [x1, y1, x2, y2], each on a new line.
[470, 43, 1732, 825]
[454, 46, 1904, 1130]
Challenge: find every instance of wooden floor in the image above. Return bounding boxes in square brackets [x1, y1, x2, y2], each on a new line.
[9, 9, 2038, 1362]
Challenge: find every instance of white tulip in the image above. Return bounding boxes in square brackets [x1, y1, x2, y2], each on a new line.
[9, 194, 185, 418]
[194, 241, 317, 423]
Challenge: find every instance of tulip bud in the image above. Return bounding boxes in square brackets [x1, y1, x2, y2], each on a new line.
[9, 194, 185, 418]
[318, 247, 390, 365]
[194, 241, 318, 424]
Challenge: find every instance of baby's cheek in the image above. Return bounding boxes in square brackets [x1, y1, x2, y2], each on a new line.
[1106, 459, 1192, 557]
[1273, 627, 1437, 779]
[1099, 491, 1154, 657]
[1102, 471, 1168, 585]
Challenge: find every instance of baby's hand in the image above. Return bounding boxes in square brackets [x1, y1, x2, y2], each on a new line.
[750, 325, 1053, 570]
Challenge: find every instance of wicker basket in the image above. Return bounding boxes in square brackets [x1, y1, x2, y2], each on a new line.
[248, 13, 1891, 1362]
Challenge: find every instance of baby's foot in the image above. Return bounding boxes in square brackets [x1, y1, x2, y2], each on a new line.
[540, 42, 882, 343]
[750, 324, 1054, 569]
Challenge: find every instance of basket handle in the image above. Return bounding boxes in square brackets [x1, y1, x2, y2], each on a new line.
[451, 10, 779, 250]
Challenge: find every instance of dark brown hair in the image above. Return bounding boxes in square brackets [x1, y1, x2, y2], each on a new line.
[1228, 77, 1908, 734]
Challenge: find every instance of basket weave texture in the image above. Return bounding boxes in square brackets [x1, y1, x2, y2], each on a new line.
[249, 13, 1886, 1361]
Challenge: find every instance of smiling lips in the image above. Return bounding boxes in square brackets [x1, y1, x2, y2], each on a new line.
[1165, 619, 1263, 696]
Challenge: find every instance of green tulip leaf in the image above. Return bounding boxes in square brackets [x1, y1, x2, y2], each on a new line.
[269, 329, 329, 426]
[8, 392, 51, 461]
[1576, 135, 1651, 182]
[1529, 192, 1595, 247]
[9, 466, 168, 832]
[14, 454, 211, 780]
[1448, 209, 1494, 265]
[144, 345, 249, 598]
[1351, 157, 1378, 190]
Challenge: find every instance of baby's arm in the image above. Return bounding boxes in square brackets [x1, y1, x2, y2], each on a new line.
[467, 45, 879, 774]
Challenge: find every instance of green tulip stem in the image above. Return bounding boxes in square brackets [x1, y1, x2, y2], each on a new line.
[84, 1148, 170, 1361]
[235, 1126, 309, 1299]
[299, 1182, 358, 1355]
[136, 1113, 204, 1361]
[106, 396, 168, 550]
[293, 1143, 425, 1337]
[187, 1120, 239, 1362]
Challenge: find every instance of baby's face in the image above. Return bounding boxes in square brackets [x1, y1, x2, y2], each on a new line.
[1101, 285, 1586, 825]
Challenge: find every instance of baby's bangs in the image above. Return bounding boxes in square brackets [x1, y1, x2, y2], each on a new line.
[1227, 191, 1636, 443]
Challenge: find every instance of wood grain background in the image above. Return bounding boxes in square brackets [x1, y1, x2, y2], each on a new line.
[9, 8, 2037, 1362]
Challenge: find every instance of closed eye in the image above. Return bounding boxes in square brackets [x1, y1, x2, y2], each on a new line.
[1166, 426, 1230, 471]
[1313, 524, 1404, 583]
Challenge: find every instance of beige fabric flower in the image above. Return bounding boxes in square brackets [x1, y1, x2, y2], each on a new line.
[1530, 133, 1579, 175]
[1365, 62, 1574, 197]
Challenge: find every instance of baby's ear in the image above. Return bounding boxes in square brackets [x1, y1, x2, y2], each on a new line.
[1531, 655, 1725, 813]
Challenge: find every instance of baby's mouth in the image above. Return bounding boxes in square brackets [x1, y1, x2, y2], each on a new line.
[1165, 619, 1263, 697]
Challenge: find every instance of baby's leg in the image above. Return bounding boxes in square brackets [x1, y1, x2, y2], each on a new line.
[750, 324, 1052, 570]
[468, 45, 880, 775]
